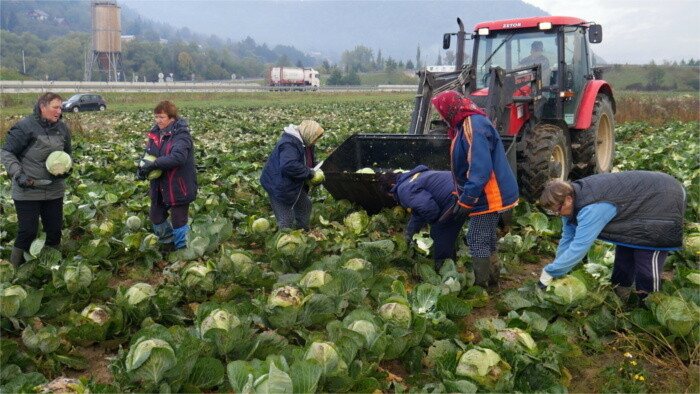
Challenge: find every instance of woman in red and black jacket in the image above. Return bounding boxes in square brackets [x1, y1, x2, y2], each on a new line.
[431, 90, 519, 288]
[138, 101, 197, 252]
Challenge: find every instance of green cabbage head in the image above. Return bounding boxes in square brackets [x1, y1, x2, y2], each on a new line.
[46, 151, 72, 175]
[140, 154, 163, 180]
[343, 211, 369, 235]
[275, 232, 306, 256]
[347, 319, 379, 347]
[343, 258, 372, 272]
[455, 347, 512, 389]
[495, 328, 537, 352]
[0, 285, 27, 317]
[200, 308, 241, 336]
[126, 216, 142, 231]
[304, 341, 347, 375]
[125, 338, 176, 385]
[548, 275, 587, 304]
[81, 304, 111, 326]
[378, 302, 412, 328]
[125, 283, 156, 306]
[268, 285, 304, 308]
[252, 217, 271, 232]
[299, 270, 332, 288]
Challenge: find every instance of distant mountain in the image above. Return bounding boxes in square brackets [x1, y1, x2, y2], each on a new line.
[118, 0, 549, 63]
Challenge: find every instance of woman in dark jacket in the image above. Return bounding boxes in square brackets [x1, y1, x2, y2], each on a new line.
[1, 92, 72, 267]
[379, 165, 465, 272]
[431, 90, 519, 287]
[138, 101, 197, 251]
[260, 120, 324, 230]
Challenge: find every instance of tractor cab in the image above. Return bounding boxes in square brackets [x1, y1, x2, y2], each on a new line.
[467, 16, 603, 127]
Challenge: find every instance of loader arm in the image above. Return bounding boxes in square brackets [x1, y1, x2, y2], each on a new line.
[408, 66, 474, 135]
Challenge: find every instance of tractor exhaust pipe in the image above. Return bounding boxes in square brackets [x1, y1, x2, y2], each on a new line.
[455, 18, 466, 70]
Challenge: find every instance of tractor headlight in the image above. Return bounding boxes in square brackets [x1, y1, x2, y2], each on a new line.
[478, 27, 490, 36]
[538, 22, 553, 30]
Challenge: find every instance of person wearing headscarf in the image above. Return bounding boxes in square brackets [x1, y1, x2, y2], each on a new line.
[1, 92, 72, 267]
[431, 90, 519, 287]
[260, 120, 325, 230]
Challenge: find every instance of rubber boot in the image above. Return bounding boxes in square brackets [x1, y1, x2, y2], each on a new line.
[434, 259, 445, 273]
[472, 257, 491, 287]
[10, 247, 26, 267]
[613, 285, 632, 303]
[153, 221, 174, 245]
[172, 225, 190, 250]
[488, 252, 501, 286]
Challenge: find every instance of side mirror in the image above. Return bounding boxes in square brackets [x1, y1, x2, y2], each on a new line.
[588, 24, 602, 43]
[443, 33, 451, 49]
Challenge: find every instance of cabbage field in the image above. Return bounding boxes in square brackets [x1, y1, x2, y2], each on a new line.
[0, 97, 698, 393]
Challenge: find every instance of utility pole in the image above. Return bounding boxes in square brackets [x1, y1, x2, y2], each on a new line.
[22, 50, 26, 74]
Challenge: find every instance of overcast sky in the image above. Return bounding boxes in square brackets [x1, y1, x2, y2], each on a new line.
[119, 0, 700, 65]
[522, 0, 700, 64]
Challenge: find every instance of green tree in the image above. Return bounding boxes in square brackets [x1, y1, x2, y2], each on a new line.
[177, 52, 195, 79]
[343, 69, 361, 85]
[327, 68, 343, 85]
[646, 64, 666, 89]
[276, 54, 292, 67]
[341, 45, 374, 72]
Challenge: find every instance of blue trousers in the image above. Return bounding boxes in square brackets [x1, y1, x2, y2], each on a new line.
[431, 216, 467, 262]
[611, 245, 668, 295]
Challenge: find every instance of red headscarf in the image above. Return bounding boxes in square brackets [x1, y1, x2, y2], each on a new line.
[431, 90, 487, 139]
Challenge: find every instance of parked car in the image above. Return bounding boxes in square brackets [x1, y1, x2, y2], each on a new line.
[61, 94, 107, 112]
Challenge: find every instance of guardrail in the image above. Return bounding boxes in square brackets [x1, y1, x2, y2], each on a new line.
[0, 80, 417, 93]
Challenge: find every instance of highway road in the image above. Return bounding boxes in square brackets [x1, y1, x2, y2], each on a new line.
[0, 80, 417, 94]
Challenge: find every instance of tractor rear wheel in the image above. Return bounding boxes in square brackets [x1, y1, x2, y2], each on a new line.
[518, 123, 571, 201]
[570, 94, 615, 179]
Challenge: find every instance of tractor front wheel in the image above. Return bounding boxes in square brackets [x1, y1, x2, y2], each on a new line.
[518, 123, 572, 201]
[570, 94, 615, 179]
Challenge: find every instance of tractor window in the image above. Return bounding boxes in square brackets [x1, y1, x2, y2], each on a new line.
[562, 27, 590, 124]
[474, 31, 557, 89]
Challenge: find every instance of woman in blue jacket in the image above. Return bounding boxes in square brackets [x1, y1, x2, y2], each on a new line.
[260, 120, 324, 230]
[378, 165, 465, 272]
[138, 101, 198, 252]
[431, 90, 519, 287]
[538, 172, 685, 303]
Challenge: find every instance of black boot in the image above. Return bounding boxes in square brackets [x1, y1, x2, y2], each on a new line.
[434, 259, 445, 273]
[488, 252, 501, 286]
[472, 257, 491, 287]
[10, 247, 26, 268]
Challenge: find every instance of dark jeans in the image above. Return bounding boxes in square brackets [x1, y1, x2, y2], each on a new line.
[150, 189, 189, 228]
[611, 245, 668, 295]
[13, 198, 63, 250]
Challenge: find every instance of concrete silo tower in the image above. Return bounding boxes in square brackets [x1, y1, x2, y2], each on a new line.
[85, 0, 123, 81]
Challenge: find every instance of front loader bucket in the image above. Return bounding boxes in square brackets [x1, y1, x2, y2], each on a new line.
[321, 133, 451, 213]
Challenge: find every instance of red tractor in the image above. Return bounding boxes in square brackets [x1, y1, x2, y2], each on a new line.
[322, 16, 615, 211]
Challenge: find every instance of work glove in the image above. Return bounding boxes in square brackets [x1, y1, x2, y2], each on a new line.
[51, 168, 73, 179]
[137, 160, 156, 180]
[439, 197, 471, 222]
[14, 173, 34, 188]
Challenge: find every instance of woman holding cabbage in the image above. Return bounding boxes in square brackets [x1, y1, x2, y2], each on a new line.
[137, 100, 197, 253]
[1, 92, 72, 267]
[260, 120, 325, 230]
